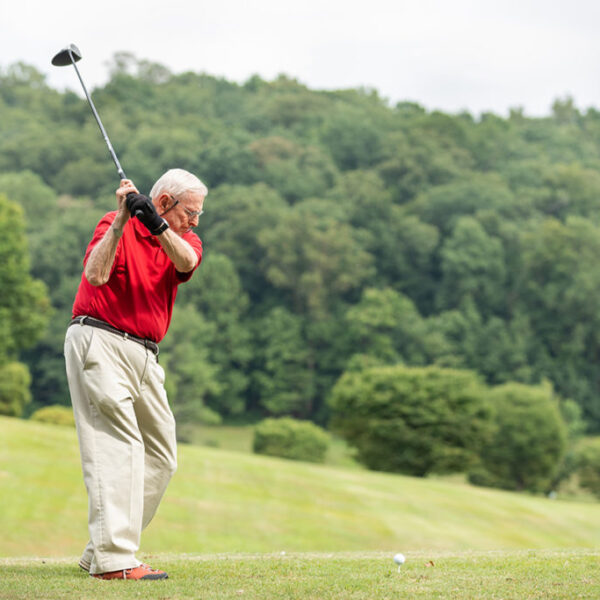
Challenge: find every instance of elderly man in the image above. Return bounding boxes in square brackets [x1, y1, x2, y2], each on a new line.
[64, 168, 206, 580]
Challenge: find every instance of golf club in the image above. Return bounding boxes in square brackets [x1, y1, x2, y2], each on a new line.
[51, 43, 141, 216]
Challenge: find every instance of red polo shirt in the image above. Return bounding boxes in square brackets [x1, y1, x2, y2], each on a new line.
[72, 212, 202, 342]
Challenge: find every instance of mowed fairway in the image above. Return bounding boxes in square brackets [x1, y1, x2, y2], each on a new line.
[1, 416, 600, 599]
[1, 551, 599, 600]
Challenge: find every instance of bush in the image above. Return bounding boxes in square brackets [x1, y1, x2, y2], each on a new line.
[469, 382, 567, 492]
[30, 404, 75, 427]
[574, 437, 600, 498]
[253, 417, 330, 463]
[329, 365, 492, 476]
[0, 362, 32, 417]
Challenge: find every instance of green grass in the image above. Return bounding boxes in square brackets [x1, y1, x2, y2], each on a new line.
[1, 550, 599, 599]
[2, 415, 600, 560]
[185, 423, 361, 468]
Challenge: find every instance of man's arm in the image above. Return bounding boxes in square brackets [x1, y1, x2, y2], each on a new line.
[156, 229, 199, 273]
[84, 180, 134, 287]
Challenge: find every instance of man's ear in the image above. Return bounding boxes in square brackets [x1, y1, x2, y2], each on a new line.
[157, 193, 171, 211]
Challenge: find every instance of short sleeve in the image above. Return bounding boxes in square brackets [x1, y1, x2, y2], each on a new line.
[175, 232, 203, 282]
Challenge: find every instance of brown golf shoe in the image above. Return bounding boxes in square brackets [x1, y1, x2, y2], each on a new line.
[91, 563, 168, 580]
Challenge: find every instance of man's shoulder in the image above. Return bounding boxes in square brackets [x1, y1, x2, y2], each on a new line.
[101, 210, 118, 222]
[93, 211, 118, 230]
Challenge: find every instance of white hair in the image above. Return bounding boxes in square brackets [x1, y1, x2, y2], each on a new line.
[150, 168, 208, 200]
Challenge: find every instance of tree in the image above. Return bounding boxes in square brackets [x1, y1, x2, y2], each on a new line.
[0, 362, 31, 417]
[159, 304, 222, 426]
[200, 183, 288, 302]
[329, 365, 492, 476]
[0, 194, 51, 416]
[469, 382, 568, 492]
[574, 437, 600, 499]
[345, 288, 451, 366]
[324, 171, 440, 309]
[258, 203, 375, 318]
[249, 136, 337, 203]
[177, 253, 252, 416]
[320, 104, 383, 170]
[251, 307, 315, 417]
[0, 170, 58, 234]
[437, 216, 506, 317]
[406, 175, 518, 234]
[0, 194, 51, 360]
[518, 217, 600, 428]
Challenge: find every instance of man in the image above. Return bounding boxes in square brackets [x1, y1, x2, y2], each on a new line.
[64, 168, 206, 580]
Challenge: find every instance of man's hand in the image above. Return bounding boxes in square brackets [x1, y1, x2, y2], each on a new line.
[126, 194, 169, 236]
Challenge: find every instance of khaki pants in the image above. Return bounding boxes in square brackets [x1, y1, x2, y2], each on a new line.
[64, 322, 177, 575]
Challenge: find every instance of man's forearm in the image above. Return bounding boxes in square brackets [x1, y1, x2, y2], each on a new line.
[157, 229, 198, 273]
[84, 219, 126, 286]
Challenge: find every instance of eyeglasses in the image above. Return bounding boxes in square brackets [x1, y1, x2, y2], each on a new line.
[160, 194, 204, 220]
[181, 204, 204, 220]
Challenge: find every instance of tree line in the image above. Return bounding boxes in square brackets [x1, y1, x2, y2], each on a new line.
[2, 55, 600, 462]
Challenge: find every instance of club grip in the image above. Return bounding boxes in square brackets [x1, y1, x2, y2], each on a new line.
[125, 192, 144, 218]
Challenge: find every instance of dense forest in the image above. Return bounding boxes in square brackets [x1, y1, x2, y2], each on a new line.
[3, 54, 600, 441]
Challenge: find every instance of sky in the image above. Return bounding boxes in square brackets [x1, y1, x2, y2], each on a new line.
[2, 0, 600, 117]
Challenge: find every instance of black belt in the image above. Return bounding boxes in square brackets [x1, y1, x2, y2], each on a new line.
[69, 316, 159, 356]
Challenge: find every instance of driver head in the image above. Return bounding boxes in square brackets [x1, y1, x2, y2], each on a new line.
[51, 44, 82, 66]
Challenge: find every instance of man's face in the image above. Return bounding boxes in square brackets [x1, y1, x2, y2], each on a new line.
[156, 192, 205, 236]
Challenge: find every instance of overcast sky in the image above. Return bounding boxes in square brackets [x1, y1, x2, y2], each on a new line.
[2, 0, 599, 117]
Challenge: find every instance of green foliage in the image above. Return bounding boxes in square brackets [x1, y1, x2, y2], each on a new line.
[200, 183, 288, 300]
[518, 217, 600, 427]
[469, 382, 568, 492]
[321, 105, 383, 170]
[0, 194, 51, 361]
[252, 417, 329, 463]
[252, 308, 315, 417]
[329, 365, 492, 476]
[176, 253, 251, 416]
[258, 203, 375, 317]
[574, 437, 600, 498]
[345, 288, 450, 366]
[0, 171, 58, 234]
[6, 57, 600, 438]
[160, 305, 222, 426]
[0, 362, 32, 417]
[30, 404, 75, 427]
[437, 217, 506, 316]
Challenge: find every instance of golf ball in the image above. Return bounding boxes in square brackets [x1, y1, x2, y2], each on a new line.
[393, 553, 405, 565]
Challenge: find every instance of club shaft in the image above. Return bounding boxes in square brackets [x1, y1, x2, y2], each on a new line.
[70, 52, 126, 180]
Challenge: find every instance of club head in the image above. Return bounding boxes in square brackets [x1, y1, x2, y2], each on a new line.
[51, 43, 82, 67]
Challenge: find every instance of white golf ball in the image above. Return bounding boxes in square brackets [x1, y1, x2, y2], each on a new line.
[393, 553, 405, 565]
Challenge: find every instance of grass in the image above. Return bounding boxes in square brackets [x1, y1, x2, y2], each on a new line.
[2, 416, 600, 558]
[1, 550, 599, 599]
[2, 416, 600, 598]
[184, 423, 361, 468]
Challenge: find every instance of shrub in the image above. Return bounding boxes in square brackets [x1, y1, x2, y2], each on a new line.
[30, 404, 75, 427]
[0, 362, 32, 417]
[253, 417, 330, 463]
[329, 365, 492, 476]
[469, 382, 567, 492]
[574, 437, 600, 498]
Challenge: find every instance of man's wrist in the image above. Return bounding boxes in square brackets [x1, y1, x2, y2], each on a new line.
[152, 219, 170, 236]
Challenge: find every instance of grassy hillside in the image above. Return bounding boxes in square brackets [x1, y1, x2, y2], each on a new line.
[1, 416, 599, 559]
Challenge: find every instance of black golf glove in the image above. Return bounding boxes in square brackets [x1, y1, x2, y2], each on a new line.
[126, 193, 169, 236]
